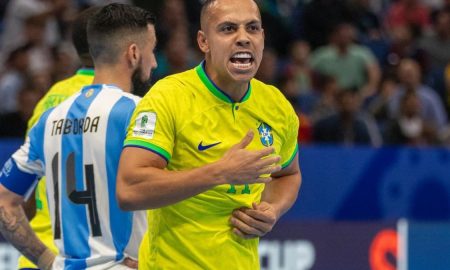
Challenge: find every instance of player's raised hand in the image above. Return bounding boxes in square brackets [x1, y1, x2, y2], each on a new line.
[216, 131, 281, 185]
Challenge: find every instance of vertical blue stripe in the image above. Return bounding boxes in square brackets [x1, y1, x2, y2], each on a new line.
[105, 96, 136, 261]
[28, 108, 55, 162]
[61, 85, 101, 269]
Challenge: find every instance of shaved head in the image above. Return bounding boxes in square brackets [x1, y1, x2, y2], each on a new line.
[200, 0, 260, 31]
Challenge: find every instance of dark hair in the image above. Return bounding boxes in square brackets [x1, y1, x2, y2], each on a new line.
[71, 6, 101, 67]
[87, 3, 155, 64]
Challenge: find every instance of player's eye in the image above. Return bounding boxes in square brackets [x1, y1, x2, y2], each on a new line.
[221, 25, 235, 33]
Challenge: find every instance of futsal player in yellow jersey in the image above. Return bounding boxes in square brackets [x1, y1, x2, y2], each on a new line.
[118, 0, 302, 269]
[17, 7, 97, 269]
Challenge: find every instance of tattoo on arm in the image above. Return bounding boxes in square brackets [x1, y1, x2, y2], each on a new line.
[0, 205, 47, 265]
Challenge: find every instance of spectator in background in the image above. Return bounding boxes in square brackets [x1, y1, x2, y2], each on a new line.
[22, 14, 55, 77]
[256, 47, 279, 85]
[385, 91, 438, 145]
[301, 0, 353, 49]
[0, 0, 67, 64]
[419, 8, 450, 71]
[0, 80, 40, 138]
[0, 45, 31, 114]
[385, 24, 425, 70]
[388, 58, 448, 132]
[313, 90, 381, 146]
[285, 40, 313, 96]
[418, 7, 450, 102]
[310, 73, 339, 123]
[311, 22, 381, 99]
[385, 0, 430, 31]
[152, 30, 199, 86]
[366, 75, 399, 134]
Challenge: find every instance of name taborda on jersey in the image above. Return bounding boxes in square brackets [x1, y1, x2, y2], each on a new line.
[51, 116, 100, 136]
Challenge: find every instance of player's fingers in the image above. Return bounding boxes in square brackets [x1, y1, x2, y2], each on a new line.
[233, 131, 254, 150]
[254, 146, 276, 158]
[257, 164, 281, 176]
[256, 155, 281, 168]
[232, 210, 273, 233]
[242, 208, 276, 224]
[230, 216, 265, 236]
[232, 227, 258, 239]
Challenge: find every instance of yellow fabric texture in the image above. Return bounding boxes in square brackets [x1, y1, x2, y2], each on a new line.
[126, 64, 298, 270]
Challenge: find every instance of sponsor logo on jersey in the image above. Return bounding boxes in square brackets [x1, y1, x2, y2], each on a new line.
[198, 141, 221, 151]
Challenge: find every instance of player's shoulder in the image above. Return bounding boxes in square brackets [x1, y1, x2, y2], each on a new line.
[147, 68, 198, 99]
[251, 78, 296, 117]
[251, 78, 289, 103]
[108, 85, 141, 104]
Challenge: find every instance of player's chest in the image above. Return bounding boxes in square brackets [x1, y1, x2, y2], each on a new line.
[173, 105, 284, 162]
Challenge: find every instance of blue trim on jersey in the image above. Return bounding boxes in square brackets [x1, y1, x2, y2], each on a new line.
[105, 96, 136, 261]
[123, 144, 169, 163]
[0, 158, 37, 196]
[28, 108, 55, 163]
[61, 85, 102, 269]
[200, 61, 250, 103]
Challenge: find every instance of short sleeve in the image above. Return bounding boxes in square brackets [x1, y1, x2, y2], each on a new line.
[279, 102, 299, 169]
[124, 79, 178, 162]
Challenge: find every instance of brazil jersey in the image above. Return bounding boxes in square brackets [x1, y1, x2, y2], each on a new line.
[125, 62, 299, 270]
[18, 69, 94, 269]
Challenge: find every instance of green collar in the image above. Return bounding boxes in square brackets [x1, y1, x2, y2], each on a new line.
[76, 68, 95, 76]
[195, 62, 251, 104]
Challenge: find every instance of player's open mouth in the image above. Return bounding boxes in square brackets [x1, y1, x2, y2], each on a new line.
[230, 52, 254, 69]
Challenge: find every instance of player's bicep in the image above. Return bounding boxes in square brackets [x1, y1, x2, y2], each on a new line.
[120, 146, 167, 171]
[118, 146, 167, 189]
[0, 184, 25, 207]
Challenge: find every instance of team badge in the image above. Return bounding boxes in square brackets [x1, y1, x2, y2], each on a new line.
[258, 122, 273, 146]
[132, 112, 156, 139]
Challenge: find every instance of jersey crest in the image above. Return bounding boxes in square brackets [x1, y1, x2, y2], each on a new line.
[258, 122, 273, 146]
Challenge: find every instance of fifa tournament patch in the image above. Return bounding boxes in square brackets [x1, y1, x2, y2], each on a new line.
[133, 112, 156, 139]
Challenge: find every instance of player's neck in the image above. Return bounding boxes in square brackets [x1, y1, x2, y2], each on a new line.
[221, 83, 248, 102]
[205, 68, 249, 102]
[91, 65, 132, 93]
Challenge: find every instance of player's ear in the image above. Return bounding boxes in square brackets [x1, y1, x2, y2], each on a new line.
[197, 30, 209, 53]
[127, 43, 140, 68]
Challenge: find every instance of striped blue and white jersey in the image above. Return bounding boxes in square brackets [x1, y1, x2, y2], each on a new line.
[1, 84, 146, 269]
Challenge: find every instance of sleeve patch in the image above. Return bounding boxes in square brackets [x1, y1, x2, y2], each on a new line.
[132, 112, 157, 139]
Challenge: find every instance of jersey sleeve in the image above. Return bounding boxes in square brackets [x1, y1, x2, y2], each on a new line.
[124, 79, 178, 162]
[279, 101, 299, 169]
[0, 111, 49, 197]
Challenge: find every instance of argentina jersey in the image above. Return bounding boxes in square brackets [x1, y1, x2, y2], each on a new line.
[9, 84, 146, 269]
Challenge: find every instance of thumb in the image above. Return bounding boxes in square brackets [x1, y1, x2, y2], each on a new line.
[234, 130, 254, 149]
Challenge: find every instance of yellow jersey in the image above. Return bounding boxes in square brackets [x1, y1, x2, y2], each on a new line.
[18, 69, 94, 269]
[126, 63, 298, 270]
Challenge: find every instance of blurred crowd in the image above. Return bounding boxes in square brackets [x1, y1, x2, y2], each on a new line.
[0, 0, 450, 147]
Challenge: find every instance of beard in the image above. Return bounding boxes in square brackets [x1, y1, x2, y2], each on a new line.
[131, 64, 152, 97]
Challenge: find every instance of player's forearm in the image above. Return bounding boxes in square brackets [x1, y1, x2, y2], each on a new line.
[117, 162, 225, 210]
[261, 171, 301, 219]
[0, 200, 53, 267]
